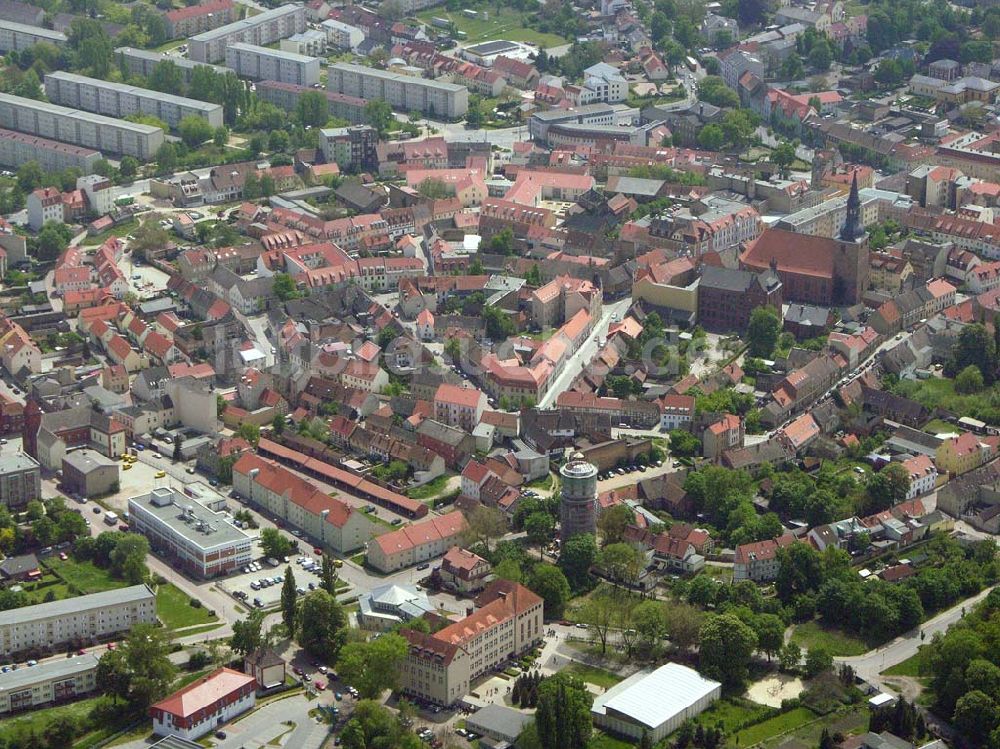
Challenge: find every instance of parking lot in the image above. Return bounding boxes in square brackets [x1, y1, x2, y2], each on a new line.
[119, 249, 171, 299]
[217, 549, 340, 609]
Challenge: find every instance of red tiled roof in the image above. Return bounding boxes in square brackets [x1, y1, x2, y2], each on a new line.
[150, 667, 254, 719]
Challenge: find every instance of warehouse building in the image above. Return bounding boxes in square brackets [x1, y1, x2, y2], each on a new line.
[128, 485, 252, 579]
[256, 80, 367, 124]
[224, 43, 319, 86]
[327, 62, 468, 119]
[45, 71, 225, 130]
[0, 584, 156, 658]
[0, 127, 101, 172]
[0, 452, 40, 509]
[0, 20, 66, 53]
[61, 449, 119, 499]
[0, 93, 164, 159]
[188, 3, 306, 63]
[115, 47, 233, 85]
[0, 654, 100, 714]
[591, 663, 721, 743]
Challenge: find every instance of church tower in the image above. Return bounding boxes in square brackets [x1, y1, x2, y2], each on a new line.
[833, 171, 870, 304]
[841, 172, 864, 242]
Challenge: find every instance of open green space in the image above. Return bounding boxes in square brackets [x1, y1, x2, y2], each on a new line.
[0, 695, 103, 744]
[882, 649, 927, 677]
[44, 557, 128, 595]
[563, 662, 624, 689]
[790, 621, 871, 657]
[81, 218, 139, 246]
[691, 698, 776, 733]
[588, 732, 635, 749]
[922, 418, 955, 435]
[894, 377, 1000, 424]
[759, 706, 868, 749]
[415, 2, 566, 47]
[156, 584, 218, 630]
[406, 473, 453, 500]
[726, 707, 817, 747]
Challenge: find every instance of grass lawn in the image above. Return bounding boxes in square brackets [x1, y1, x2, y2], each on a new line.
[526, 473, 555, 490]
[0, 696, 102, 743]
[790, 621, 870, 657]
[156, 583, 218, 630]
[588, 732, 635, 749]
[564, 663, 624, 689]
[726, 707, 817, 747]
[882, 649, 928, 677]
[691, 698, 775, 733]
[173, 622, 225, 638]
[415, 3, 565, 47]
[922, 418, 956, 435]
[44, 557, 127, 595]
[81, 218, 139, 246]
[406, 473, 453, 500]
[896, 377, 999, 424]
[760, 706, 868, 749]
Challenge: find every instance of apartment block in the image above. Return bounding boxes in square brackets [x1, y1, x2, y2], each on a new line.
[0, 20, 66, 53]
[165, 0, 238, 39]
[0, 127, 100, 172]
[257, 81, 367, 124]
[44, 71, 224, 130]
[366, 511, 467, 573]
[400, 580, 543, 705]
[318, 124, 379, 169]
[129, 485, 253, 578]
[224, 43, 319, 86]
[0, 584, 156, 657]
[0, 93, 164, 159]
[0, 452, 40, 509]
[231, 453, 376, 554]
[0, 654, 100, 714]
[188, 3, 306, 63]
[327, 62, 468, 119]
[115, 47, 233, 85]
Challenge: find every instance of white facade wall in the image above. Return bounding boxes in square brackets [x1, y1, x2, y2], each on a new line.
[225, 43, 320, 86]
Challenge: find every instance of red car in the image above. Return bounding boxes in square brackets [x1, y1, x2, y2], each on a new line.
[293, 666, 303, 676]
[107, 643, 116, 651]
[76, 649, 85, 655]
[313, 547, 323, 556]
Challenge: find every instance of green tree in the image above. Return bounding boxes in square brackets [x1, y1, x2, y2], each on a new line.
[364, 99, 393, 135]
[668, 428, 701, 457]
[272, 272, 300, 301]
[271, 413, 285, 436]
[96, 623, 175, 709]
[336, 633, 408, 699]
[299, 589, 348, 662]
[527, 563, 571, 619]
[747, 306, 781, 357]
[559, 533, 598, 591]
[296, 90, 329, 127]
[955, 364, 985, 394]
[779, 642, 802, 672]
[596, 504, 634, 546]
[35, 221, 71, 261]
[699, 613, 758, 691]
[599, 542, 644, 589]
[805, 646, 833, 677]
[466, 94, 484, 128]
[535, 673, 592, 749]
[109, 534, 149, 584]
[281, 565, 297, 635]
[260, 527, 294, 559]
[771, 142, 797, 178]
[230, 610, 264, 657]
[525, 512, 555, 558]
[128, 217, 170, 258]
[698, 124, 725, 150]
[417, 178, 451, 199]
[754, 614, 785, 662]
[953, 690, 997, 743]
[154, 142, 178, 174]
[487, 226, 515, 254]
[321, 554, 338, 595]
[148, 60, 184, 95]
[865, 462, 911, 514]
[237, 422, 260, 445]
[463, 505, 507, 553]
[947, 323, 996, 383]
[340, 700, 423, 749]
[809, 42, 832, 70]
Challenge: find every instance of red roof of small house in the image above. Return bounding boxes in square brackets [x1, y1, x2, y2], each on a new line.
[150, 667, 254, 720]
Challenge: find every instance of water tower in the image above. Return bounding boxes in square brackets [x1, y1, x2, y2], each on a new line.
[559, 453, 598, 540]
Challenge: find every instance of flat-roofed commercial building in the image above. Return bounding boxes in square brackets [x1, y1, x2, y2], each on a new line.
[592, 663, 721, 743]
[0, 654, 100, 714]
[115, 47, 233, 84]
[0, 127, 101, 172]
[327, 62, 468, 119]
[0, 584, 156, 658]
[225, 43, 319, 86]
[0, 20, 66, 53]
[188, 3, 306, 63]
[129, 485, 252, 578]
[257, 80, 367, 124]
[0, 93, 164, 159]
[0, 452, 39, 509]
[45, 72, 224, 130]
